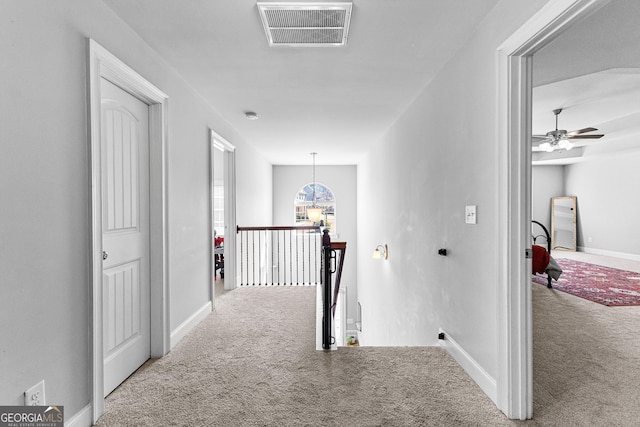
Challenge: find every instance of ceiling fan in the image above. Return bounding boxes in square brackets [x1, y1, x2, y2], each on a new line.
[533, 108, 604, 152]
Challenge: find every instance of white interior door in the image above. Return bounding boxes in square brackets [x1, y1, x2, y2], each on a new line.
[100, 77, 151, 396]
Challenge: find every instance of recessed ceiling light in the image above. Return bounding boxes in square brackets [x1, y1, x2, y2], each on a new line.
[245, 111, 259, 120]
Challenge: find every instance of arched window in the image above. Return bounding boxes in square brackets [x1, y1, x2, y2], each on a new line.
[294, 182, 336, 234]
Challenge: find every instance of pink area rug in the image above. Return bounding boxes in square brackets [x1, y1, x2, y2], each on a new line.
[532, 258, 640, 306]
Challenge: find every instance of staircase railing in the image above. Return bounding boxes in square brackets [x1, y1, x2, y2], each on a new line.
[321, 229, 347, 350]
[237, 226, 321, 286]
[236, 226, 346, 349]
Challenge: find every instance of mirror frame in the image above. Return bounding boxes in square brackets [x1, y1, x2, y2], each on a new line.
[551, 196, 577, 251]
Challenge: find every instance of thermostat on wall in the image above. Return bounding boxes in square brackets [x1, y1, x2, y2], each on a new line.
[465, 205, 477, 224]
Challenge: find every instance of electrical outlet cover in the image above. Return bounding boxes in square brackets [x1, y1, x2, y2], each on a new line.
[25, 380, 46, 406]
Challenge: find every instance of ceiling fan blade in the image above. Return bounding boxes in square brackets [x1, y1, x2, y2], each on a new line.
[567, 134, 604, 139]
[568, 127, 598, 135]
[532, 135, 551, 143]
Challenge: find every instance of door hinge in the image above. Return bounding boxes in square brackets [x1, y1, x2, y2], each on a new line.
[525, 248, 532, 259]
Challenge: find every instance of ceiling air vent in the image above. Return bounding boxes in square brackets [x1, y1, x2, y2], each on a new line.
[257, 2, 353, 47]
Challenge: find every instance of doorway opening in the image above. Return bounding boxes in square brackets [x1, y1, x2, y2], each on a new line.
[529, 0, 640, 424]
[497, 0, 610, 419]
[210, 130, 237, 293]
[88, 39, 170, 423]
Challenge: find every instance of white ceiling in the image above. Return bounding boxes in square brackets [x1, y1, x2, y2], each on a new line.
[533, 69, 640, 147]
[101, 0, 640, 166]
[532, 0, 640, 165]
[101, 0, 499, 165]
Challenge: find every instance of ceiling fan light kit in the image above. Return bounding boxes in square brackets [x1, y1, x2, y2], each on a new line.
[533, 108, 604, 152]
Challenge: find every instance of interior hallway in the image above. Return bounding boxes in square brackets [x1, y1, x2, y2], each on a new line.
[95, 260, 640, 426]
[97, 283, 514, 426]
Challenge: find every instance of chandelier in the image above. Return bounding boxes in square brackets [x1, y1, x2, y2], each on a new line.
[307, 152, 323, 223]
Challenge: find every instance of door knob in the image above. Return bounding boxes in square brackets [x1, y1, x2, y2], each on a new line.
[102, 251, 109, 260]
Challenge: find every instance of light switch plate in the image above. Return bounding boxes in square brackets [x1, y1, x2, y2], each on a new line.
[465, 205, 477, 224]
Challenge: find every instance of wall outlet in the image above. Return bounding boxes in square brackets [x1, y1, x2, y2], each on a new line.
[25, 380, 46, 406]
[587, 236, 593, 243]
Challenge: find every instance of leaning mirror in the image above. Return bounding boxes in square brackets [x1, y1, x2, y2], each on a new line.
[551, 196, 576, 251]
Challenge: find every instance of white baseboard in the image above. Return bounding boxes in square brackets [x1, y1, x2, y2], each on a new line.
[438, 328, 497, 405]
[65, 404, 91, 427]
[170, 301, 212, 348]
[577, 246, 640, 262]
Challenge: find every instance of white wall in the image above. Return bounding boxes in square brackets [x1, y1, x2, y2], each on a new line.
[565, 151, 640, 256]
[0, 0, 272, 418]
[356, 0, 550, 388]
[532, 166, 565, 234]
[532, 147, 640, 258]
[236, 149, 273, 227]
[272, 165, 357, 323]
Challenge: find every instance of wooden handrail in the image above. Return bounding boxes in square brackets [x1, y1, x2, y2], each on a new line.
[330, 242, 346, 250]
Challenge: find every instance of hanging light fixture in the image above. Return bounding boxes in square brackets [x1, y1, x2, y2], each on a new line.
[307, 152, 323, 223]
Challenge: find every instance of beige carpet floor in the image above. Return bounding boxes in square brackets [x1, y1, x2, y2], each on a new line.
[531, 272, 640, 426]
[95, 265, 640, 426]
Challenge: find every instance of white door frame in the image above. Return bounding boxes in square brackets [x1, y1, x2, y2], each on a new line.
[496, 0, 610, 419]
[210, 129, 238, 291]
[87, 39, 170, 422]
